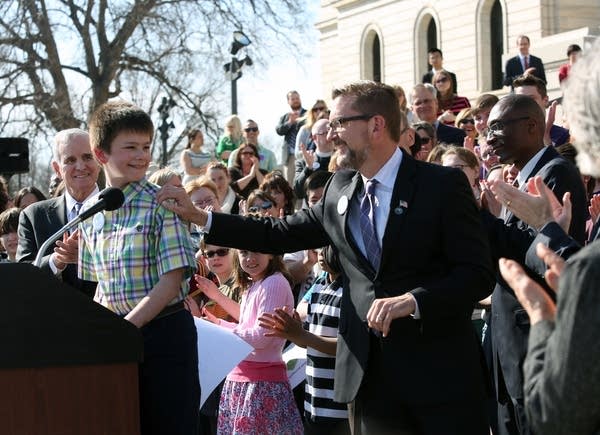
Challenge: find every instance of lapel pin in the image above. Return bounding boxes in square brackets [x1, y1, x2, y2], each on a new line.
[337, 195, 348, 215]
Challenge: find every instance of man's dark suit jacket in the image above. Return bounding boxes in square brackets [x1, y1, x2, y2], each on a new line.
[437, 122, 466, 146]
[481, 146, 587, 406]
[17, 196, 97, 298]
[206, 151, 495, 425]
[423, 69, 458, 93]
[503, 55, 547, 87]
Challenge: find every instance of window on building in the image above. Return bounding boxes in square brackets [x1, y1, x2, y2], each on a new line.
[362, 28, 383, 82]
[490, 0, 504, 89]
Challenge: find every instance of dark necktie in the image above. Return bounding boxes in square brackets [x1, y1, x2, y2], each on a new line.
[360, 179, 381, 270]
[74, 202, 83, 216]
[524, 56, 529, 70]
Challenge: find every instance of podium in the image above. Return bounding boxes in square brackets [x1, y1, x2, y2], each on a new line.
[0, 263, 143, 435]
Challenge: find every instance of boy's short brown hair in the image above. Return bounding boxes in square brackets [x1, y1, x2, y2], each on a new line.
[89, 100, 154, 154]
[0, 207, 20, 236]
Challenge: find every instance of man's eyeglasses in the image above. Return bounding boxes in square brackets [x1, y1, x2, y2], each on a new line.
[248, 201, 273, 213]
[203, 248, 230, 259]
[244, 127, 259, 133]
[459, 119, 475, 125]
[328, 114, 374, 132]
[487, 116, 530, 137]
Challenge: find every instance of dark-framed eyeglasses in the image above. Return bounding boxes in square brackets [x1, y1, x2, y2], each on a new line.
[459, 119, 475, 125]
[244, 127, 259, 133]
[487, 116, 530, 138]
[328, 114, 375, 132]
[435, 76, 449, 84]
[240, 151, 256, 156]
[203, 248, 230, 259]
[419, 136, 432, 144]
[312, 106, 326, 112]
[248, 201, 273, 212]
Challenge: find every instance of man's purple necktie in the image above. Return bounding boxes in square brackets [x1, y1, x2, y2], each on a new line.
[360, 179, 381, 271]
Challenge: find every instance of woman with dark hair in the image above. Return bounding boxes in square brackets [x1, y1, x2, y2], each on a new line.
[433, 70, 471, 126]
[246, 189, 278, 217]
[228, 143, 267, 199]
[260, 171, 296, 216]
[412, 121, 437, 161]
[195, 249, 303, 435]
[13, 186, 46, 209]
[559, 44, 582, 84]
[180, 128, 213, 184]
[206, 161, 241, 214]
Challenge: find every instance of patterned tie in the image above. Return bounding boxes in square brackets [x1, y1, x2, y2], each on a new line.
[73, 202, 83, 216]
[360, 179, 381, 271]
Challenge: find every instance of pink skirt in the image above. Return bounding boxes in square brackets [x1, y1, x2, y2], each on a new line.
[217, 379, 303, 435]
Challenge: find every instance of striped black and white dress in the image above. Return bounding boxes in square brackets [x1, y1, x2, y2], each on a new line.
[304, 274, 348, 424]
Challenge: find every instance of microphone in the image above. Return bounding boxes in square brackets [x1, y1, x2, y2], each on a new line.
[33, 187, 125, 268]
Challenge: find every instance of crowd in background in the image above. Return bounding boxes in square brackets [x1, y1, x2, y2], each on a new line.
[0, 35, 598, 435]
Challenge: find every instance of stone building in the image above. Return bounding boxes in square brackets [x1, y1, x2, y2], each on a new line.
[316, 0, 600, 100]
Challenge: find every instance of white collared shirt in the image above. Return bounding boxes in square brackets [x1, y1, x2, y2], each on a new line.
[348, 147, 403, 252]
[50, 185, 100, 274]
[516, 146, 547, 190]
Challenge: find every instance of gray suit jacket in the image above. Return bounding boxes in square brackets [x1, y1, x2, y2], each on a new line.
[17, 196, 96, 297]
[523, 240, 600, 434]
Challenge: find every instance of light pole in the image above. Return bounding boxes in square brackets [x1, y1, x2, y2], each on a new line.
[157, 96, 176, 167]
[224, 31, 252, 115]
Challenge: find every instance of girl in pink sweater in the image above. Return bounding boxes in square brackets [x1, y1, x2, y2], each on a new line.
[196, 249, 302, 435]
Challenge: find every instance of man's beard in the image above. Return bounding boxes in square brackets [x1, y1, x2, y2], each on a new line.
[336, 141, 367, 170]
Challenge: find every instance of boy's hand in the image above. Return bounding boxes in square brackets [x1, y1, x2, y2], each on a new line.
[156, 185, 207, 225]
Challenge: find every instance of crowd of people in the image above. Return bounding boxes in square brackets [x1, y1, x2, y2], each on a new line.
[0, 34, 598, 435]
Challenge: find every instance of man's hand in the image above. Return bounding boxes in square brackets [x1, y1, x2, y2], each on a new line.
[366, 294, 416, 337]
[300, 143, 315, 168]
[499, 243, 564, 325]
[488, 176, 572, 231]
[53, 230, 80, 269]
[156, 185, 207, 225]
[289, 111, 300, 124]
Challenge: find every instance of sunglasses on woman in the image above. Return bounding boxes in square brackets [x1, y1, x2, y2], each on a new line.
[248, 201, 273, 213]
[459, 119, 475, 125]
[203, 248, 230, 258]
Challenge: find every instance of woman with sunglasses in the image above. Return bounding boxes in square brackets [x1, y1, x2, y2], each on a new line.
[412, 121, 437, 161]
[455, 108, 478, 150]
[260, 171, 296, 216]
[294, 99, 329, 160]
[228, 143, 268, 199]
[433, 70, 471, 126]
[246, 189, 278, 217]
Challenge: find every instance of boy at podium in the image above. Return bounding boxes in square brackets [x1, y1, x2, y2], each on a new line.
[80, 101, 199, 435]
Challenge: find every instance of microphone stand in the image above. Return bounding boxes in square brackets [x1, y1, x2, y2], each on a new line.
[33, 217, 85, 268]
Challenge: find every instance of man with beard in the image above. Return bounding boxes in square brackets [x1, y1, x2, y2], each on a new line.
[276, 90, 307, 184]
[158, 81, 494, 435]
[480, 94, 587, 435]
